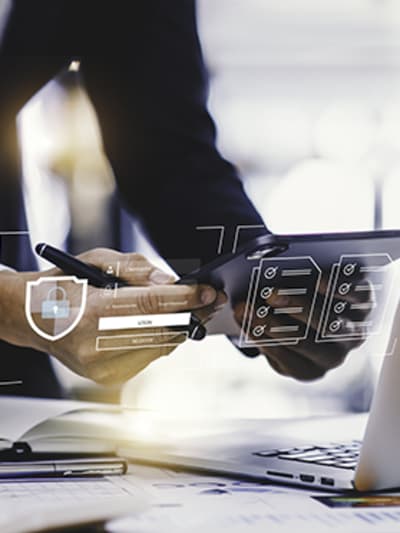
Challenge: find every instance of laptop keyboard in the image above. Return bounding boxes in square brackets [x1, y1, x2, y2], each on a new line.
[253, 440, 362, 470]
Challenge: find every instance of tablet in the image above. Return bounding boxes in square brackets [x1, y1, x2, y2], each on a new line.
[178, 230, 400, 349]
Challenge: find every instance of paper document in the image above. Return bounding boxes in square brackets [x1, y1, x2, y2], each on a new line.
[0, 475, 148, 533]
[2, 461, 400, 533]
[106, 464, 400, 533]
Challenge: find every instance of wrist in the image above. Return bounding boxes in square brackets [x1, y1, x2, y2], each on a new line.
[0, 271, 50, 353]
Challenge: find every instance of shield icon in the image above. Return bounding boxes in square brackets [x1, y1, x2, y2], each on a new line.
[25, 276, 88, 341]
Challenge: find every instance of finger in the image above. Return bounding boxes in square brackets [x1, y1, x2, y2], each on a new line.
[279, 338, 349, 371]
[257, 279, 375, 329]
[118, 254, 176, 286]
[317, 270, 373, 305]
[234, 303, 353, 371]
[237, 289, 323, 333]
[239, 279, 374, 338]
[260, 345, 328, 381]
[105, 283, 217, 315]
[78, 249, 176, 286]
[334, 279, 376, 322]
[194, 290, 228, 324]
[264, 355, 288, 377]
[263, 322, 352, 371]
[265, 289, 347, 332]
[267, 289, 322, 331]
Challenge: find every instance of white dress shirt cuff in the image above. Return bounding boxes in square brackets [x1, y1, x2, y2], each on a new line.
[0, 264, 16, 273]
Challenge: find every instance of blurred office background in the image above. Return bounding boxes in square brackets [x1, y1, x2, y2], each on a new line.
[10, 0, 400, 417]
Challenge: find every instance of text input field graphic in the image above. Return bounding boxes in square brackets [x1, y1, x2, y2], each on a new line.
[96, 331, 188, 351]
[98, 313, 191, 331]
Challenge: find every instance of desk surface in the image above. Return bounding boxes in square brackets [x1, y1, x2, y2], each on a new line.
[1, 460, 400, 533]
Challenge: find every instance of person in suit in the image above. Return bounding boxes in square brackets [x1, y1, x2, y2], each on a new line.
[0, 0, 355, 398]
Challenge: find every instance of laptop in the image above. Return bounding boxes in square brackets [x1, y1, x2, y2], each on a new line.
[119, 232, 400, 492]
[120, 320, 400, 492]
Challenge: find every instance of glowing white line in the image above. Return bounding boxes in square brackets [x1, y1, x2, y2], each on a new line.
[350, 320, 373, 328]
[278, 288, 307, 296]
[98, 313, 191, 331]
[274, 307, 304, 315]
[270, 325, 299, 333]
[196, 226, 225, 254]
[0, 231, 29, 235]
[355, 284, 382, 292]
[359, 266, 386, 273]
[232, 225, 265, 253]
[350, 302, 376, 310]
[282, 269, 312, 277]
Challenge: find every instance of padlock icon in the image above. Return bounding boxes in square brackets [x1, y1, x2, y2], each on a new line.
[41, 287, 70, 319]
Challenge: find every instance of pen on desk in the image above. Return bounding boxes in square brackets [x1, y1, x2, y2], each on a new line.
[0, 458, 128, 479]
[35, 242, 207, 340]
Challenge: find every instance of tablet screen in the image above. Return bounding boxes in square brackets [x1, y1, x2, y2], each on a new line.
[181, 231, 400, 354]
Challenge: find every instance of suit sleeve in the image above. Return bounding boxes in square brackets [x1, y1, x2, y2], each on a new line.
[89, 0, 269, 274]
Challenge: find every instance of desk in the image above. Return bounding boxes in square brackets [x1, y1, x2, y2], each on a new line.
[2, 461, 400, 533]
[106, 463, 400, 532]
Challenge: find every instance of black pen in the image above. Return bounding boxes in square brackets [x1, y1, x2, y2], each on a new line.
[35, 242, 206, 340]
[35, 242, 129, 288]
[0, 457, 128, 479]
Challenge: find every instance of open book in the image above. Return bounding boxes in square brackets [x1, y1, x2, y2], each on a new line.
[0, 396, 149, 457]
[0, 397, 154, 533]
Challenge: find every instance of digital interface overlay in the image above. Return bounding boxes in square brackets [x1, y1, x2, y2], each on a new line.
[237, 252, 397, 351]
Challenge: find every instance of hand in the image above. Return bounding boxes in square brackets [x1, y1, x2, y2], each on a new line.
[234, 275, 374, 381]
[0, 249, 219, 385]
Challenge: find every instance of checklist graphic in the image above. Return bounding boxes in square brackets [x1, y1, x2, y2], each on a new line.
[239, 256, 321, 348]
[316, 254, 395, 343]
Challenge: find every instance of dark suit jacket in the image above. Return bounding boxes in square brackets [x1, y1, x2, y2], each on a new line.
[0, 0, 266, 397]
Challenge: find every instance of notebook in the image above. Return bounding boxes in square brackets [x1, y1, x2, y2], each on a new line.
[0, 396, 145, 458]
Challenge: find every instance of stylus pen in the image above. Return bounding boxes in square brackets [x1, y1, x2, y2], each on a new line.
[35, 242, 206, 340]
